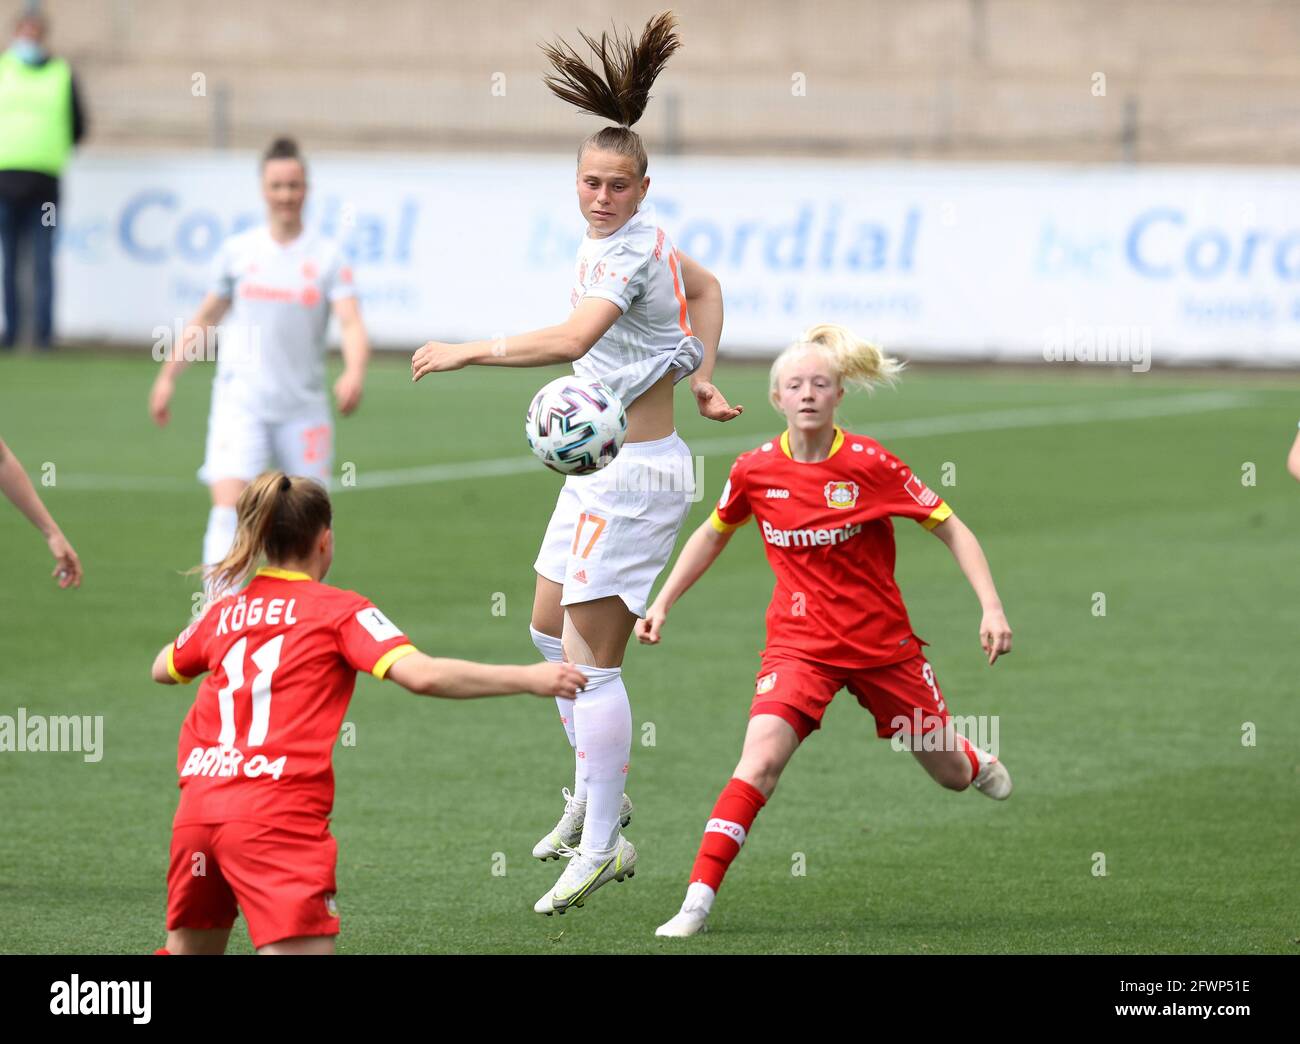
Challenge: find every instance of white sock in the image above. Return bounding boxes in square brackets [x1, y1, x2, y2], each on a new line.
[572, 664, 631, 855]
[960, 734, 996, 782]
[570, 750, 587, 804]
[530, 625, 587, 803]
[684, 881, 715, 914]
[202, 506, 238, 598]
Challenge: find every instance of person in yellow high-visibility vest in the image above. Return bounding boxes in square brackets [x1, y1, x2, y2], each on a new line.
[0, 9, 85, 351]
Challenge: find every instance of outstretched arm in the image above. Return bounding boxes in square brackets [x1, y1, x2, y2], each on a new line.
[0, 438, 82, 588]
[635, 519, 736, 644]
[150, 639, 587, 698]
[930, 514, 1012, 665]
[384, 652, 586, 699]
[411, 298, 622, 380]
[1287, 428, 1300, 483]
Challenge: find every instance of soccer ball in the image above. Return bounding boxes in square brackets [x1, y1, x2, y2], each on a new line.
[525, 376, 627, 475]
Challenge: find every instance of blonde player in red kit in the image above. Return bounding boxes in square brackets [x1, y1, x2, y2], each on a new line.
[637, 324, 1015, 938]
[148, 471, 587, 954]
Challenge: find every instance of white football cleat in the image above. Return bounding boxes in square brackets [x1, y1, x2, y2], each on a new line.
[655, 882, 714, 937]
[972, 755, 1012, 800]
[533, 836, 637, 915]
[655, 904, 710, 938]
[531, 788, 633, 861]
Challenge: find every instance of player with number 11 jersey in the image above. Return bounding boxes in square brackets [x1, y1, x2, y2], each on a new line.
[150, 472, 586, 954]
[166, 566, 414, 831]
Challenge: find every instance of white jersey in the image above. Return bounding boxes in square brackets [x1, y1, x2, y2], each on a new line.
[570, 204, 704, 408]
[208, 226, 356, 421]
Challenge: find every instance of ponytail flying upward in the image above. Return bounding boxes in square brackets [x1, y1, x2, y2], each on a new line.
[540, 10, 683, 177]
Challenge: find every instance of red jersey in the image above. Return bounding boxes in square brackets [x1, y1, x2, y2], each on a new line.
[710, 427, 952, 669]
[165, 567, 417, 829]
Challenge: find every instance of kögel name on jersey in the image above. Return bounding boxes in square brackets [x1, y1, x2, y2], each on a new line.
[214, 595, 299, 635]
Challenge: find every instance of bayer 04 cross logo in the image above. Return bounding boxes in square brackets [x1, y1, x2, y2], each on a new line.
[525, 376, 628, 476]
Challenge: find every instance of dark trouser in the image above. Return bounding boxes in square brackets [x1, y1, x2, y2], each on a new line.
[0, 195, 55, 347]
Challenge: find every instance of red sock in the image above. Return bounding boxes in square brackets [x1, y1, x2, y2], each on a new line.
[689, 777, 767, 893]
[957, 734, 981, 783]
[153, 948, 171, 955]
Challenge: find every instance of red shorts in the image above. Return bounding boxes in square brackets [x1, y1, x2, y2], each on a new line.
[166, 819, 339, 949]
[750, 649, 950, 742]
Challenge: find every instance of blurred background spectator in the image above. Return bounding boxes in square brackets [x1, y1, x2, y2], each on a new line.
[0, 4, 85, 350]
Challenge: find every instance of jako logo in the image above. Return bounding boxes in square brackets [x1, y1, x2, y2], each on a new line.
[704, 818, 748, 846]
[765, 488, 790, 498]
[50, 976, 151, 1024]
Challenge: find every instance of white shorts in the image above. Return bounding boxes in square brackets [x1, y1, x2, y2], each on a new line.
[534, 430, 695, 619]
[198, 385, 333, 487]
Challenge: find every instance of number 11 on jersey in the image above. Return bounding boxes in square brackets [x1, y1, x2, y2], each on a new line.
[217, 634, 284, 747]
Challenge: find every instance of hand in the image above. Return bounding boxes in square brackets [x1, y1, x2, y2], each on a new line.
[979, 609, 1012, 665]
[48, 531, 82, 589]
[692, 379, 743, 422]
[411, 341, 468, 382]
[525, 661, 588, 699]
[149, 374, 174, 427]
[634, 604, 668, 644]
[334, 371, 364, 416]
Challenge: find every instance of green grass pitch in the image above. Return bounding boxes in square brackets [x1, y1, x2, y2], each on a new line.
[0, 351, 1295, 954]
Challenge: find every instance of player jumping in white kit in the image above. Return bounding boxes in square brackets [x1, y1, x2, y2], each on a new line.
[411, 14, 743, 915]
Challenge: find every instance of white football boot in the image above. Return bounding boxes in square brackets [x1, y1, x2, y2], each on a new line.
[971, 754, 1013, 799]
[655, 883, 714, 938]
[531, 788, 633, 861]
[533, 835, 637, 915]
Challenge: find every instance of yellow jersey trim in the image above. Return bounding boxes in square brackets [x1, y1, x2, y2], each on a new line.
[921, 502, 953, 530]
[709, 507, 751, 534]
[255, 566, 313, 582]
[167, 645, 194, 685]
[372, 643, 418, 680]
[780, 426, 844, 461]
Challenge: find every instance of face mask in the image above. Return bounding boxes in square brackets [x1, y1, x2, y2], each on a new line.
[10, 38, 46, 65]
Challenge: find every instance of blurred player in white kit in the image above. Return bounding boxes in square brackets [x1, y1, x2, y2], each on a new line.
[149, 137, 370, 596]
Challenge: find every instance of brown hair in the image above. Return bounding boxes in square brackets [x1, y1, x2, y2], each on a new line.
[540, 11, 682, 178]
[200, 472, 331, 597]
[261, 135, 305, 173]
